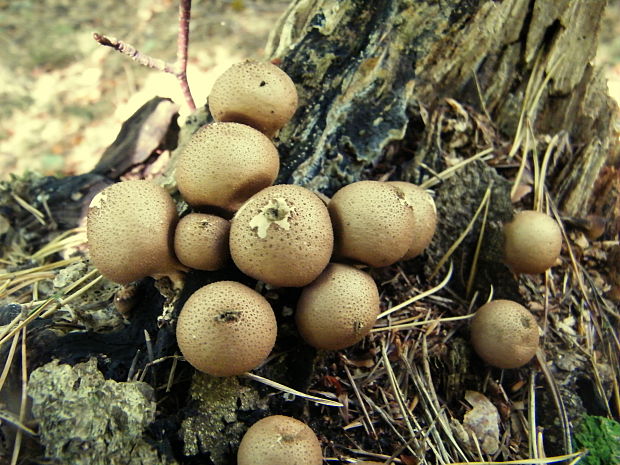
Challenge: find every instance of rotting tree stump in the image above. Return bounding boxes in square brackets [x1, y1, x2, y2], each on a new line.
[0, 1, 618, 465]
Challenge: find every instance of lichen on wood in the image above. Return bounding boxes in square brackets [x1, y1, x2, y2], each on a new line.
[28, 358, 173, 465]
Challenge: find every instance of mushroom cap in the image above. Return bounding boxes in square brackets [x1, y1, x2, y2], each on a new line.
[209, 60, 298, 138]
[470, 299, 539, 369]
[176, 281, 276, 376]
[175, 122, 280, 211]
[237, 415, 322, 465]
[173, 213, 230, 271]
[229, 184, 334, 287]
[296, 263, 380, 350]
[86, 180, 183, 284]
[328, 181, 415, 267]
[503, 210, 562, 274]
[388, 181, 437, 259]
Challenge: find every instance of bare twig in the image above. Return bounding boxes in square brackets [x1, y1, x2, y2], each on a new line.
[175, 0, 195, 111]
[94, 0, 196, 111]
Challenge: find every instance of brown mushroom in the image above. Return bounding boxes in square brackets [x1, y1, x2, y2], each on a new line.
[86, 180, 185, 285]
[328, 180, 415, 267]
[237, 415, 322, 465]
[176, 281, 276, 376]
[173, 213, 230, 271]
[388, 181, 437, 259]
[296, 263, 380, 350]
[470, 299, 539, 369]
[175, 122, 279, 211]
[503, 210, 562, 274]
[209, 60, 298, 138]
[229, 184, 333, 287]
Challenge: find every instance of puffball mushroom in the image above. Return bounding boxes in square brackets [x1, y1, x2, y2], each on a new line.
[470, 299, 539, 369]
[209, 60, 298, 138]
[296, 263, 380, 350]
[87, 180, 185, 285]
[229, 184, 334, 287]
[175, 122, 279, 211]
[388, 181, 437, 259]
[176, 281, 276, 376]
[173, 213, 230, 271]
[503, 210, 562, 274]
[328, 180, 415, 267]
[237, 415, 323, 465]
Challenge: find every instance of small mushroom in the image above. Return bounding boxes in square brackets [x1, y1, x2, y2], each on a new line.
[175, 122, 279, 211]
[328, 180, 415, 267]
[86, 180, 185, 285]
[296, 263, 380, 350]
[176, 281, 276, 376]
[174, 213, 230, 271]
[388, 181, 437, 259]
[503, 210, 562, 274]
[237, 415, 323, 465]
[209, 60, 298, 138]
[470, 299, 539, 369]
[229, 184, 333, 287]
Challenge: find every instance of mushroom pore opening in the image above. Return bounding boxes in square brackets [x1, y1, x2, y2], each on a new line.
[249, 197, 294, 239]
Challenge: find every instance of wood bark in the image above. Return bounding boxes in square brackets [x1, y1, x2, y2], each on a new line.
[266, 0, 616, 218]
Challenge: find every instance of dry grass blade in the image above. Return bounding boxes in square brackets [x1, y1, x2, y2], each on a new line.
[30, 228, 87, 261]
[11, 193, 46, 225]
[10, 327, 28, 465]
[510, 125, 533, 200]
[0, 409, 36, 436]
[378, 262, 453, 319]
[447, 450, 586, 465]
[420, 148, 494, 189]
[380, 343, 418, 442]
[343, 363, 376, 437]
[534, 134, 559, 212]
[41, 274, 104, 318]
[0, 331, 20, 392]
[360, 392, 419, 456]
[403, 347, 469, 463]
[508, 52, 561, 160]
[466, 186, 491, 297]
[535, 349, 572, 455]
[430, 184, 493, 280]
[2, 272, 55, 299]
[243, 372, 344, 407]
[0, 258, 82, 282]
[0, 269, 102, 348]
[528, 372, 538, 459]
[372, 313, 474, 333]
[0, 299, 54, 348]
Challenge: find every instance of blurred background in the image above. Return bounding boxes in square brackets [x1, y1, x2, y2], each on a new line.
[0, 0, 618, 179]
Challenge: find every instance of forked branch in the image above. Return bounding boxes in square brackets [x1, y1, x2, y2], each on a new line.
[94, 0, 196, 111]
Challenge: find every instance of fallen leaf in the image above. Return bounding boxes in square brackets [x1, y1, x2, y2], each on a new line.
[463, 390, 500, 455]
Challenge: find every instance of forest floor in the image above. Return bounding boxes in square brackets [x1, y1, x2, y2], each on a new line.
[1, 2, 620, 465]
[0, 0, 288, 178]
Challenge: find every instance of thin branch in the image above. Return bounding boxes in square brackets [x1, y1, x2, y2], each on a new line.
[176, 0, 196, 111]
[93, 33, 175, 73]
[93, 0, 196, 111]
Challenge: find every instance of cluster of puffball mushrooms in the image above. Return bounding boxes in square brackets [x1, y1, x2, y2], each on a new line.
[86, 60, 563, 464]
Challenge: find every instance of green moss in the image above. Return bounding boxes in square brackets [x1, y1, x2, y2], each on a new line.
[574, 415, 620, 465]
